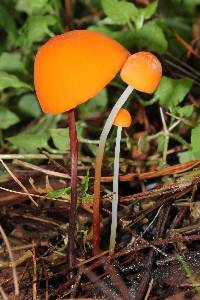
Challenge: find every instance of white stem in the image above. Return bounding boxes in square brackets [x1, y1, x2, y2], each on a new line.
[109, 126, 122, 254]
[99, 85, 133, 153]
[93, 85, 133, 252]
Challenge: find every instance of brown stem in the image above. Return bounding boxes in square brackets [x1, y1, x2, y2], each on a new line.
[68, 109, 78, 273]
[65, 0, 72, 28]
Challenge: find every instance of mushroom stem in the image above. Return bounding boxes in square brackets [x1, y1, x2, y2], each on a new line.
[93, 85, 133, 255]
[109, 125, 122, 255]
[68, 108, 78, 273]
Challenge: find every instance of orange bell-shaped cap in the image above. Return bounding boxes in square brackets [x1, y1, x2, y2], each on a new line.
[120, 51, 162, 94]
[34, 30, 129, 114]
[113, 108, 132, 128]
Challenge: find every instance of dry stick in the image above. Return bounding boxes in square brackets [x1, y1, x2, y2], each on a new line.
[32, 241, 37, 300]
[13, 159, 70, 179]
[68, 109, 78, 274]
[105, 263, 132, 300]
[86, 270, 116, 300]
[135, 249, 154, 300]
[0, 285, 8, 300]
[0, 159, 38, 207]
[12, 157, 200, 183]
[0, 186, 70, 203]
[0, 154, 64, 160]
[0, 225, 19, 296]
[45, 268, 49, 300]
[144, 278, 154, 300]
[42, 150, 68, 174]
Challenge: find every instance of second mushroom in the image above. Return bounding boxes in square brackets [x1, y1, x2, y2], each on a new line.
[109, 108, 132, 255]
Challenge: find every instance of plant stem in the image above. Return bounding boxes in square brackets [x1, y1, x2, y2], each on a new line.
[93, 85, 133, 255]
[68, 109, 78, 273]
[109, 126, 122, 255]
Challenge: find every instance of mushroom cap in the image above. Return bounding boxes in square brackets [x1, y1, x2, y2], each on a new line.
[34, 30, 130, 114]
[113, 108, 132, 128]
[120, 52, 162, 94]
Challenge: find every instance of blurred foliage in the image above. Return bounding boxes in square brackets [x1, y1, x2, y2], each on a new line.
[0, 0, 199, 164]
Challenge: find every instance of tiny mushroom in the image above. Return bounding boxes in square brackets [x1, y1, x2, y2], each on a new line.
[109, 108, 132, 255]
[34, 30, 129, 268]
[93, 51, 162, 254]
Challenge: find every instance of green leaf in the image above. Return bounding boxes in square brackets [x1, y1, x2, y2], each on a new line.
[17, 94, 42, 118]
[155, 76, 193, 108]
[81, 170, 90, 193]
[101, 0, 139, 25]
[8, 132, 49, 152]
[50, 121, 85, 151]
[20, 15, 56, 49]
[156, 135, 165, 152]
[179, 123, 200, 163]
[0, 4, 18, 47]
[0, 71, 31, 91]
[179, 151, 196, 163]
[79, 88, 108, 118]
[191, 124, 200, 153]
[50, 128, 70, 151]
[25, 114, 60, 134]
[0, 106, 20, 129]
[134, 1, 158, 29]
[15, 0, 49, 15]
[89, 26, 134, 49]
[87, 144, 98, 156]
[47, 187, 70, 198]
[135, 21, 168, 54]
[141, 1, 158, 19]
[174, 105, 194, 118]
[0, 52, 26, 74]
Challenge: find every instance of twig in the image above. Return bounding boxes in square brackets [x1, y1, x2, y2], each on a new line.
[141, 205, 164, 236]
[0, 154, 64, 160]
[0, 159, 38, 206]
[160, 107, 169, 162]
[70, 270, 83, 298]
[120, 176, 200, 203]
[86, 270, 116, 299]
[0, 225, 19, 296]
[0, 285, 8, 300]
[0, 186, 70, 203]
[42, 150, 68, 174]
[32, 241, 37, 300]
[105, 263, 132, 300]
[45, 268, 49, 300]
[13, 159, 70, 179]
[144, 278, 154, 300]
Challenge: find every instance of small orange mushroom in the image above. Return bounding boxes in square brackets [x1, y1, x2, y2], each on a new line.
[110, 108, 132, 255]
[34, 29, 129, 264]
[113, 107, 132, 128]
[93, 51, 162, 255]
[120, 51, 162, 93]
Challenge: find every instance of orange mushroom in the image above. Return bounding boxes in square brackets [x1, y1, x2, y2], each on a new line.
[34, 30, 129, 114]
[93, 51, 162, 255]
[109, 108, 132, 255]
[34, 29, 129, 267]
[113, 107, 132, 127]
[120, 52, 162, 93]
